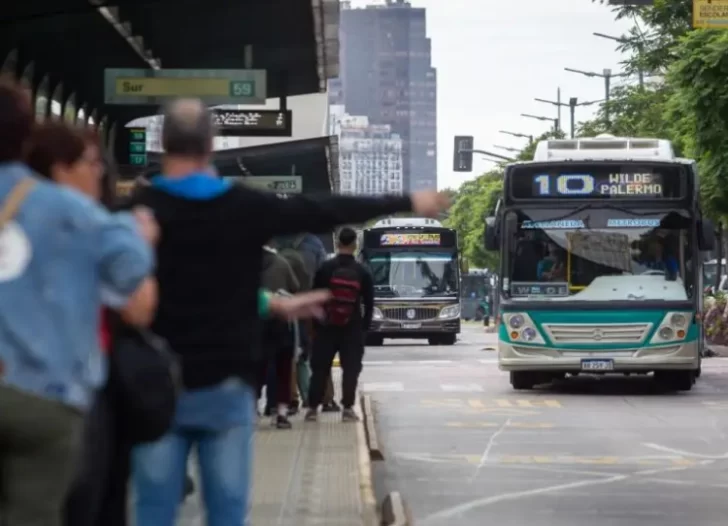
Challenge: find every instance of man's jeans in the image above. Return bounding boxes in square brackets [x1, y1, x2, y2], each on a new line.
[131, 388, 256, 526]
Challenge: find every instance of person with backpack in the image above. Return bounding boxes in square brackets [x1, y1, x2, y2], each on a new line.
[305, 227, 374, 422]
[259, 245, 300, 428]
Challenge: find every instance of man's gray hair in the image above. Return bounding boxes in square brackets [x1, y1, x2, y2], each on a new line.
[161, 98, 216, 157]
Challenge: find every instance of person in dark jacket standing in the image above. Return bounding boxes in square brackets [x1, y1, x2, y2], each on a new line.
[305, 227, 374, 422]
[128, 98, 450, 526]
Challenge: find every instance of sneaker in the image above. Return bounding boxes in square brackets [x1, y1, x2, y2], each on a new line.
[322, 401, 341, 413]
[288, 402, 299, 416]
[275, 415, 292, 429]
[342, 408, 359, 422]
[304, 409, 318, 422]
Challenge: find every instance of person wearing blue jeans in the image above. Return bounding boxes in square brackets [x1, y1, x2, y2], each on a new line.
[132, 379, 257, 526]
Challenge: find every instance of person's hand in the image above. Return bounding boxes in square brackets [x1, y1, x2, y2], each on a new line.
[269, 290, 331, 320]
[133, 206, 159, 246]
[411, 191, 451, 218]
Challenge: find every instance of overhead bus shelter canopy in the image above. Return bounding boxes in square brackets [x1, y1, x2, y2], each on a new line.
[0, 0, 338, 141]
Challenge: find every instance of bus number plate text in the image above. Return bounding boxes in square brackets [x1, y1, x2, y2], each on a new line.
[581, 359, 614, 371]
[402, 323, 422, 329]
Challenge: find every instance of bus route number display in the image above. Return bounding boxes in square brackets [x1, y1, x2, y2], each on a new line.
[380, 233, 441, 246]
[532, 172, 663, 198]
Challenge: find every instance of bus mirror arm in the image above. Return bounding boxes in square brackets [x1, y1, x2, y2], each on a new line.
[699, 219, 716, 252]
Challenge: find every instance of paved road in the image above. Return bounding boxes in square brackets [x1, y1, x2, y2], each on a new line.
[364, 324, 728, 526]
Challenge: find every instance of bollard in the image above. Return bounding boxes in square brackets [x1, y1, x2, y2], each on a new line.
[380, 491, 412, 526]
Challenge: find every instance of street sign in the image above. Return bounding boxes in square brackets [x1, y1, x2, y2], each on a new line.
[211, 109, 292, 137]
[693, 0, 728, 29]
[228, 175, 302, 195]
[115, 127, 147, 167]
[104, 69, 267, 105]
[453, 136, 474, 172]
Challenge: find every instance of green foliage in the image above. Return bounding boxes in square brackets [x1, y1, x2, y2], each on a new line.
[580, 0, 728, 219]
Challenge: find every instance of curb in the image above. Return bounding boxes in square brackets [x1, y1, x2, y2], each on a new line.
[381, 491, 413, 526]
[361, 394, 384, 461]
[355, 392, 379, 526]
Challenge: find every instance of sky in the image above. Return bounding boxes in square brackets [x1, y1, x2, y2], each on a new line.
[351, 0, 634, 191]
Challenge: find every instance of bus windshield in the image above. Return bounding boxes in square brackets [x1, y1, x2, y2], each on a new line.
[363, 251, 458, 298]
[502, 207, 695, 301]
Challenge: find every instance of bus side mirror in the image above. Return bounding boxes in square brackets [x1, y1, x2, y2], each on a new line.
[484, 216, 498, 251]
[699, 219, 716, 251]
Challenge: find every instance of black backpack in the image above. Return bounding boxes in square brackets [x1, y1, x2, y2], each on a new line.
[326, 264, 362, 326]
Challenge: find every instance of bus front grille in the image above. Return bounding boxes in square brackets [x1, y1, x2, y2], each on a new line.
[541, 323, 652, 344]
[383, 307, 440, 321]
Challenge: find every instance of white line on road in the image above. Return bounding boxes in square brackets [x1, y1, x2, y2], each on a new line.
[361, 382, 405, 392]
[440, 383, 484, 392]
[362, 360, 395, 365]
[417, 360, 454, 364]
[478, 359, 498, 364]
[642, 442, 728, 460]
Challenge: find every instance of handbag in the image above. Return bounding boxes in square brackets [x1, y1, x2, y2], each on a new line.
[0, 178, 36, 227]
[108, 315, 182, 445]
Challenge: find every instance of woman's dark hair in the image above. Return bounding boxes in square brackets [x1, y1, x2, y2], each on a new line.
[25, 121, 89, 179]
[0, 76, 34, 164]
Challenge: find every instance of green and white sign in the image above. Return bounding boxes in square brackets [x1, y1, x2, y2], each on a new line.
[104, 68, 267, 105]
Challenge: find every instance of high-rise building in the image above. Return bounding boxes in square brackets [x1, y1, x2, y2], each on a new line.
[330, 105, 403, 195]
[333, 0, 437, 191]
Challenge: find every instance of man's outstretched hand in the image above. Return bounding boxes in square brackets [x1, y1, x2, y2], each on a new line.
[269, 290, 332, 320]
[411, 191, 451, 218]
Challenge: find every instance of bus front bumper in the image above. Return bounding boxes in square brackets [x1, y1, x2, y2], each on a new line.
[498, 341, 699, 372]
[369, 318, 460, 337]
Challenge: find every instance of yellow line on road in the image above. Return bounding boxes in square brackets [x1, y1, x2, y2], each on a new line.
[446, 422, 555, 429]
[396, 453, 697, 467]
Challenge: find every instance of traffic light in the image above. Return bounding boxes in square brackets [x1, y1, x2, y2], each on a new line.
[453, 136, 474, 172]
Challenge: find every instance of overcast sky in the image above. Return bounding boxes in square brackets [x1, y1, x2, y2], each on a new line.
[351, 0, 634, 190]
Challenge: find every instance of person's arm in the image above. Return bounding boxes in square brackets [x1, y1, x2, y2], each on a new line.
[361, 265, 375, 331]
[119, 277, 158, 326]
[93, 205, 154, 309]
[245, 187, 414, 237]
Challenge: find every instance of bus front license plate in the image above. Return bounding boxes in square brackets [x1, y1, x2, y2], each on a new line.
[402, 323, 421, 329]
[581, 359, 614, 371]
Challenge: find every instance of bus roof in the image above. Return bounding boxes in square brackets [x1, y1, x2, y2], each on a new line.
[370, 217, 444, 228]
[531, 134, 677, 162]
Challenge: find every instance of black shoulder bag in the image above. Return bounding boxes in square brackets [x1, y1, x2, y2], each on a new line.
[108, 317, 182, 444]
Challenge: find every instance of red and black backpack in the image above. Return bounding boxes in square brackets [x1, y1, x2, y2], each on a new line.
[326, 264, 362, 326]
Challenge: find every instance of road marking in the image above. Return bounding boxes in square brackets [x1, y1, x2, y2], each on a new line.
[440, 383, 483, 392]
[362, 382, 404, 392]
[478, 359, 498, 364]
[515, 399, 562, 408]
[418, 359, 453, 364]
[419, 460, 709, 524]
[362, 360, 395, 365]
[395, 453, 696, 467]
[642, 442, 728, 460]
[445, 421, 554, 429]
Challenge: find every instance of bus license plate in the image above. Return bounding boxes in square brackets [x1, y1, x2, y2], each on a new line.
[581, 359, 614, 371]
[402, 323, 421, 329]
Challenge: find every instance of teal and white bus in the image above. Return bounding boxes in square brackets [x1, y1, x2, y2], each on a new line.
[485, 135, 715, 391]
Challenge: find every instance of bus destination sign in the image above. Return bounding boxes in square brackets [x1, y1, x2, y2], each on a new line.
[380, 233, 441, 246]
[509, 164, 684, 199]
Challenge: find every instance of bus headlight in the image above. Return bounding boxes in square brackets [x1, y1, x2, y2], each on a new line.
[503, 313, 545, 345]
[439, 304, 460, 319]
[508, 314, 525, 329]
[650, 311, 691, 343]
[372, 307, 383, 320]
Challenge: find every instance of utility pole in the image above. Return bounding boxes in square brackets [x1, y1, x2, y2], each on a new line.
[534, 96, 604, 138]
[593, 32, 645, 89]
[564, 67, 629, 127]
[521, 113, 559, 133]
[499, 130, 534, 143]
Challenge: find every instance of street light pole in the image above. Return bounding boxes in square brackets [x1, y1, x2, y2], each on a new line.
[499, 130, 534, 143]
[564, 67, 630, 127]
[493, 144, 520, 153]
[534, 96, 605, 138]
[593, 32, 644, 89]
[521, 113, 560, 133]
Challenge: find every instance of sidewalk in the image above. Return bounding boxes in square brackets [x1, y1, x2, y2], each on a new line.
[177, 368, 377, 526]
